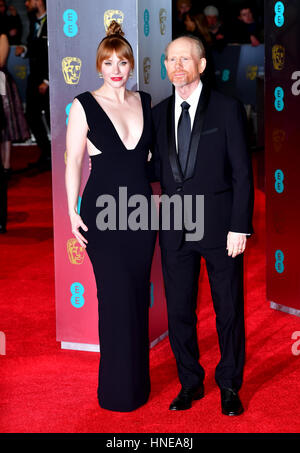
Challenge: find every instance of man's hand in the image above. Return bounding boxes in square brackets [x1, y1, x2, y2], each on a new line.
[250, 35, 260, 47]
[227, 232, 247, 258]
[15, 45, 25, 56]
[38, 82, 49, 95]
[8, 28, 17, 37]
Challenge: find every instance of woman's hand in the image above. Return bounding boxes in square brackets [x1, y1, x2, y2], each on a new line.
[69, 211, 88, 248]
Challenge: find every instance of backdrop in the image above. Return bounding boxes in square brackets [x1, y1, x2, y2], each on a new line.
[265, 0, 300, 315]
[47, 0, 172, 351]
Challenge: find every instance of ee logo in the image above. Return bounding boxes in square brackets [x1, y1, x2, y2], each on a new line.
[222, 69, 230, 82]
[150, 282, 154, 308]
[274, 86, 284, 111]
[65, 103, 72, 125]
[70, 282, 85, 308]
[77, 196, 82, 215]
[274, 2, 284, 28]
[144, 9, 150, 37]
[274, 169, 284, 193]
[161, 54, 166, 80]
[63, 9, 78, 37]
[275, 249, 284, 274]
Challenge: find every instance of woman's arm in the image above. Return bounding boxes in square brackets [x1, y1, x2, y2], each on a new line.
[65, 98, 89, 247]
[0, 34, 9, 68]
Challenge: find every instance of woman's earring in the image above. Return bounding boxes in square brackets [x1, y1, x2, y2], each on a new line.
[129, 71, 133, 78]
[98, 72, 103, 78]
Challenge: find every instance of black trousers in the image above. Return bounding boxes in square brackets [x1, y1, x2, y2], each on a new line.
[26, 76, 51, 160]
[161, 239, 245, 392]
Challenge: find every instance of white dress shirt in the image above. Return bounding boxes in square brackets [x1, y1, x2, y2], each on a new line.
[174, 80, 248, 237]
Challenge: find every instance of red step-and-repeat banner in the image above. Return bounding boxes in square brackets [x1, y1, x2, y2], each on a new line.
[47, 0, 172, 351]
[265, 0, 300, 315]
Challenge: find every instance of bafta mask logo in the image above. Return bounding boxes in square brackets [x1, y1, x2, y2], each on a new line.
[67, 238, 85, 265]
[272, 129, 286, 153]
[143, 57, 151, 84]
[104, 9, 124, 31]
[62, 57, 82, 85]
[14, 64, 27, 80]
[159, 8, 167, 35]
[272, 45, 285, 70]
[246, 65, 258, 81]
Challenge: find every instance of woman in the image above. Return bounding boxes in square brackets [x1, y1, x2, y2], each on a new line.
[0, 27, 30, 175]
[0, 70, 7, 233]
[184, 12, 212, 47]
[65, 21, 156, 412]
[183, 12, 216, 88]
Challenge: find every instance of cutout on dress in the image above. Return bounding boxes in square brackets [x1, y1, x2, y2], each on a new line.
[87, 138, 102, 156]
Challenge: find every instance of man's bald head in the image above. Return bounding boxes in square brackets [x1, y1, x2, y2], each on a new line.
[165, 35, 206, 61]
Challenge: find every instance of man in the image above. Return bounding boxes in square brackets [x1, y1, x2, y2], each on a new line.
[230, 4, 262, 47]
[151, 36, 254, 416]
[173, 0, 192, 38]
[15, 0, 51, 170]
[203, 5, 227, 51]
[0, 1, 23, 45]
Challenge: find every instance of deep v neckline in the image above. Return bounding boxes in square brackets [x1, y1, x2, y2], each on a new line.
[88, 91, 145, 151]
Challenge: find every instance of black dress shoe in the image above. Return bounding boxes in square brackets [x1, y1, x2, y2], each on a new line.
[3, 168, 12, 179]
[169, 384, 204, 410]
[220, 388, 244, 416]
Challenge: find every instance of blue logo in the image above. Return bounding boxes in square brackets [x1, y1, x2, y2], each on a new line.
[63, 9, 78, 37]
[274, 86, 284, 111]
[150, 282, 154, 308]
[70, 282, 85, 308]
[65, 103, 72, 125]
[77, 196, 82, 214]
[275, 249, 284, 273]
[222, 69, 230, 82]
[160, 54, 166, 80]
[144, 9, 150, 36]
[274, 169, 284, 193]
[274, 2, 285, 27]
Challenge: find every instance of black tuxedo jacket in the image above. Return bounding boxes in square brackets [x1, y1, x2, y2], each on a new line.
[151, 84, 254, 250]
[26, 14, 49, 85]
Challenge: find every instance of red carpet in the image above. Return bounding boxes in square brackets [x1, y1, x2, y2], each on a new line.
[1, 147, 300, 434]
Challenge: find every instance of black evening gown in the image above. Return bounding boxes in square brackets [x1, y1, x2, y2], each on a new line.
[75, 91, 156, 412]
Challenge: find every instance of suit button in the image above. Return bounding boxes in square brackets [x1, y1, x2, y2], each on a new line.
[176, 186, 183, 192]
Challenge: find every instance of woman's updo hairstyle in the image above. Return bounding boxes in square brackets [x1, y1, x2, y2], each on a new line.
[96, 21, 134, 72]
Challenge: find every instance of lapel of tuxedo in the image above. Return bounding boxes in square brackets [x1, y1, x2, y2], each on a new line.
[184, 83, 211, 181]
[166, 85, 211, 184]
[167, 95, 184, 183]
